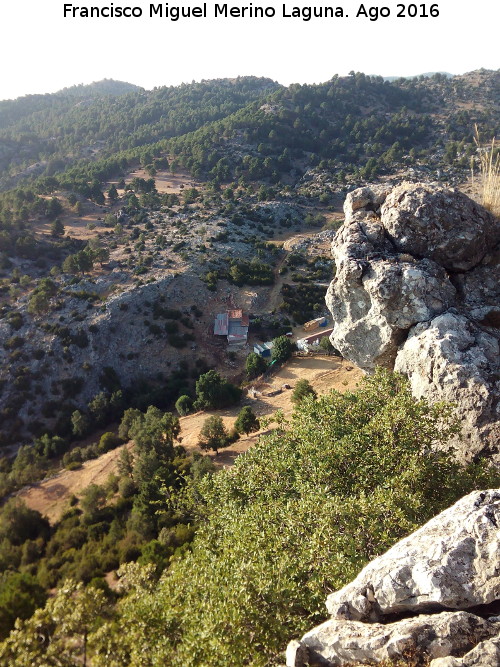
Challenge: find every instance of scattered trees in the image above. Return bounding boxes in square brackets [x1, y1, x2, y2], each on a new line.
[198, 416, 229, 454]
[291, 379, 317, 404]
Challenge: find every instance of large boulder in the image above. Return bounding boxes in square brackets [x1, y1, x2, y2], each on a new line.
[395, 314, 500, 460]
[287, 612, 498, 667]
[326, 182, 500, 460]
[381, 183, 499, 271]
[287, 491, 500, 667]
[325, 490, 500, 621]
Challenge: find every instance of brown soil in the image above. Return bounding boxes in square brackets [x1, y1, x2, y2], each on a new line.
[177, 354, 364, 467]
[19, 356, 362, 523]
[18, 443, 133, 524]
[124, 168, 196, 194]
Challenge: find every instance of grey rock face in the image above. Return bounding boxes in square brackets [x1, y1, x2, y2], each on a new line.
[326, 182, 500, 459]
[381, 183, 499, 271]
[430, 636, 500, 666]
[395, 314, 500, 458]
[288, 612, 497, 667]
[325, 490, 500, 621]
[287, 490, 500, 667]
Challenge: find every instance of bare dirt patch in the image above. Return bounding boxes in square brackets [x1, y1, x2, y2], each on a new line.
[34, 197, 111, 241]
[18, 443, 133, 524]
[18, 357, 361, 524]
[124, 168, 197, 195]
[178, 355, 364, 467]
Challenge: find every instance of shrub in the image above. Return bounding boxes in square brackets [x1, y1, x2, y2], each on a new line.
[105, 370, 500, 666]
[245, 352, 268, 379]
[291, 379, 317, 404]
[175, 395, 193, 416]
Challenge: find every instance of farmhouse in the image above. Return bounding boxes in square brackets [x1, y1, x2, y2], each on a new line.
[214, 309, 249, 346]
[296, 327, 334, 351]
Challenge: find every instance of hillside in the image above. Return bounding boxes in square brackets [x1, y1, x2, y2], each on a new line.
[0, 68, 498, 664]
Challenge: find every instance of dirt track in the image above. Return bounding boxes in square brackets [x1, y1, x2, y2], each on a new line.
[19, 356, 363, 523]
[18, 443, 133, 524]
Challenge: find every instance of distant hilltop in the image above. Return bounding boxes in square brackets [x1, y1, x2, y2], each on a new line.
[379, 71, 454, 81]
[57, 78, 143, 97]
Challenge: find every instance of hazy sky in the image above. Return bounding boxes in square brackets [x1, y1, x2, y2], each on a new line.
[2, 0, 499, 100]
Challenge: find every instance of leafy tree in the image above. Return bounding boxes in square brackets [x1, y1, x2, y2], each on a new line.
[118, 408, 142, 440]
[319, 336, 336, 354]
[0, 572, 47, 640]
[27, 291, 51, 315]
[198, 416, 229, 454]
[107, 184, 119, 202]
[175, 395, 193, 416]
[80, 484, 106, 520]
[291, 379, 317, 404]
[71, 410, 90, 438]
[92, 370, 499, 666]
[33, 433, 66, 459]
[117, 447, 135, 478]
[245, 352, 268, 379]
[50, 218, 65, 237]
[128, 407, 180, 462]
[194, 370, 242, 411]
[0, 499, 49, 546]
[62, 253, 79, 274]
[88, 392, 111, 426]
[0, 580, 107, 666]
[271, 335, 295, 364]
[234, 406, 260, 435]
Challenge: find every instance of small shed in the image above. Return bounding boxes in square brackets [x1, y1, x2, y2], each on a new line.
[297, 328, 334, 351]
[253, 341, 274, 358]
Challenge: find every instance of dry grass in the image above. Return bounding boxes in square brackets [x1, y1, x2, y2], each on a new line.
[472, 125, 500, 217]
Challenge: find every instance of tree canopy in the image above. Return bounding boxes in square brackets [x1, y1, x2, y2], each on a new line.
[78, 370, 499, 666]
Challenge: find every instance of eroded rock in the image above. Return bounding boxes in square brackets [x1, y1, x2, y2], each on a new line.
[325, 490, 500, 622]
[326, 182, 500, 459]
[287, 490, 500, 667]
[288, 612, 498, 667]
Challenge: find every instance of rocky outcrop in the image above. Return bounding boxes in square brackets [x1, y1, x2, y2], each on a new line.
[287, 490, 500, 666]
[325, 182, 500, 460]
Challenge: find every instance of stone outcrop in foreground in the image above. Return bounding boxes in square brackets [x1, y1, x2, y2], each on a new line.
[287, 490, 500, 666]
[325, 183, 500, 461]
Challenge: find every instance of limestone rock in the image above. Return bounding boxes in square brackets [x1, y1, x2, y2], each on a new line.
[395, 314, 500, 459]
[430, 636, 500, 666]
[326, 182, 500, 459]
[380, 183, 499, 271]
[287, 491, 500, 666]
[288, 612, 498, 667]
[326, 490, 500, 622]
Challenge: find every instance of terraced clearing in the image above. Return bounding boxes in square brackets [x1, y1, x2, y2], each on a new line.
[19, 355, 363, 523]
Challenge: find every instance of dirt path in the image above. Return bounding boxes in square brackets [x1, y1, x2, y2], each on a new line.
[19, 356, 363, 523]
[18, 443, 133, 524]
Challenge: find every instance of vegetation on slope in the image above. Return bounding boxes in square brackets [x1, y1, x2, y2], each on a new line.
[1, 370, 497, 666]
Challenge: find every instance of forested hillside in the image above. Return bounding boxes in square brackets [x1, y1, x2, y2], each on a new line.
[0, 69, 498, 666]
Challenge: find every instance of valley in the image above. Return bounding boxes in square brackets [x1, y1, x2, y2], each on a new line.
[0, 69, 498, 666]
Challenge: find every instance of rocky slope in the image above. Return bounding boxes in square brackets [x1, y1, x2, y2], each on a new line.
[287, 490, 500, 666]
[325, 183, 500, 461]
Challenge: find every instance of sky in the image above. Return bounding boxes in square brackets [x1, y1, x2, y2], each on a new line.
[2, 0, 499, 100]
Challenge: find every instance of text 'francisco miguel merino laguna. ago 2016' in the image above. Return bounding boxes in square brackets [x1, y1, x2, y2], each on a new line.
[63, 3, 439, 21]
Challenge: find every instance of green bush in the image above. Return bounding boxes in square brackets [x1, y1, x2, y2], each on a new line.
[102, 370, 499, 666]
